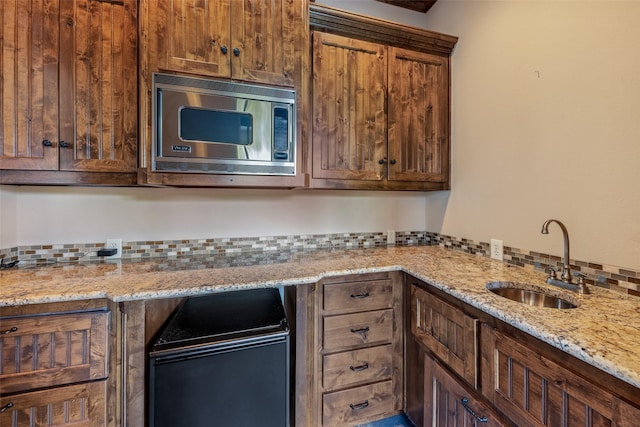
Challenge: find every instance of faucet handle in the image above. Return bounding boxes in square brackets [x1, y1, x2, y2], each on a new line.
[546, 267, 558, 279]
[573, 272, 590, 294]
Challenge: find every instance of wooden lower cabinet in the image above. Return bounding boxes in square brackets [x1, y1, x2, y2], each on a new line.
[481, 324, 640, 427]
[407, 276, 640, 427]
[0, 381, 107, 427]
[302, 272, 404, 427]
[0, 300, 113, 426]
[425, 356, 507, 426]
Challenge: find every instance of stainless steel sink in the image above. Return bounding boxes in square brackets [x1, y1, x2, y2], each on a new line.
[487, 282, 578, 309]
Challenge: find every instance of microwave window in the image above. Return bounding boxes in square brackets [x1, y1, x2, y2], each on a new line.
[179, 107, 253, 146]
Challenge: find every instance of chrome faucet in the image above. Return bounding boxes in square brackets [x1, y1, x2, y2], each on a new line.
[540, 219, 589, 294]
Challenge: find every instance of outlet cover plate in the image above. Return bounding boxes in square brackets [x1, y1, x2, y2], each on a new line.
[105, 239, 122, 259]
[490, 239, 504, 261]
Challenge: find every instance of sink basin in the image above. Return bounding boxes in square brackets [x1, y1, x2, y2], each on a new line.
[487, 282, 578, 309]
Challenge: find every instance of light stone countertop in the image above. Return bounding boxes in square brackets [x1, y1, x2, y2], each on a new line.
[1, 245, 639, 390]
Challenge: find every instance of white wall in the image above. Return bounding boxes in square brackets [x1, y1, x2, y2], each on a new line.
[0, 185, 426, 245]
[2, 0, 639, 272]
[0, 186, 18, 248]
[319, 0, 640, 270]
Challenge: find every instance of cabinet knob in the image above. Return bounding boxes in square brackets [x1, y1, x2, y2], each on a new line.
[390, 159, 396, 165]
[233, 47, 241, 56]
[220, 45, 228, 55]
[42, 139, 53, 147]
[378, 159, 386, 165]
[59, 141, 71, 148]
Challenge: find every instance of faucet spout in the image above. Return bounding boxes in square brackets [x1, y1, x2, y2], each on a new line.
[540, 219, 572, 283]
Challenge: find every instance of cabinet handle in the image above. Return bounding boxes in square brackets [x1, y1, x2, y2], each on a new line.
[460, 398, 488, 423]
[59, 141, 71, 148]
[42, 139, 53, 147]
[0, 327, 18, 335]
[233, 47, 241, 56]
[378, 159, 386, 165]
[349, 400, 369, 411]
[0, 402, 13, 413]
[220, 45, 228, 54]
[349, 362, 369, 372]
[350, 292, 370, 299]
[350, 326, 370, 335]
[390, 159, 396, 165]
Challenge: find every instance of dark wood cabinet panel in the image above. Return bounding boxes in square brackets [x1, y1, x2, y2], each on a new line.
[481, 324, 640, 427]
[388, 48, 449, 183]
[311, 32, 387, 181]
[410, 284, 478, 388]
[0, 381, 107, 427]
[425, 356, 508, 426]
[0, 0, 138, 184]
[309, 5, 457, 190]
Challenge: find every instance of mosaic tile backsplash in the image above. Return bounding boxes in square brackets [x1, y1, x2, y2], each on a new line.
[1, 232, 638, 297]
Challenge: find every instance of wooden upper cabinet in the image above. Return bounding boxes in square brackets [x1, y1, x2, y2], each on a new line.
[312, 32, 387, 181]
[154, 0, 297, 87]
[308, 4, 457, 190]
[231, 0, 297, 87]
[0, 0, 60, 171]
[388, 47, 449, 183]
[0, 0, 138, 182]
[59, 0, 138, 173]
[155, 0, 232, 78]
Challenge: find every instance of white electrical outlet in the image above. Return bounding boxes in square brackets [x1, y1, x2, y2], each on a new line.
[387, 230, 396, 246]
[105, 238, 123, 259]
[490, 239, 503, 261]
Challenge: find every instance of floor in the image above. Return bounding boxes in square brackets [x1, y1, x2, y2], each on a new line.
[356, 414, 415, 427]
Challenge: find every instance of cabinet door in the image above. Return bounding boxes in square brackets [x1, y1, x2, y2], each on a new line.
[0, 381, 107, 427]
[0, 0, 59, 170]
[411, 284, 478, 387]
[231, 0, 298, 87]
[154, 0, 231, 78]
[388, 47, 449, 183]
[425, 356, 508, 427]
[312, 32, 387, 181]
[58, 0, 137, 172]
[481, 324, 640, 427]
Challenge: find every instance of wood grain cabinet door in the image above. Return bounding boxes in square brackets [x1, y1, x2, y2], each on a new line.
[312, 32, 387, 181]
[411, 284, 478, 388]
[0, 381, 107, 427]
[231, 0, 299, 87]
[425, 356, 508, 427]
[0, 0, 60, 171]
[0, 310, 110, 395]
[388, 47, 449, 183]
[481, 324, 640, 427]
[58, 0, 138, 173]
[154, 0, 231, 78]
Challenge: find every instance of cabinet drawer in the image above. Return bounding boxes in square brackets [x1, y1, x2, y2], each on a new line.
[323, 380, 394, 426]
[323, 309, 393, 351]
[323, 344, 393, 391]
[0, 310, 110, 394]
[0, 380, 107, 427]
[323, 279, 393, 312]
[411, 284, 478, 388]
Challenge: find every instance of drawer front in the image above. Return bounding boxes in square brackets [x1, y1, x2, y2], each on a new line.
[0, 310, 110, 394]
[323, 279, 393, 312]
[0, 380, 107, 427]
[323, 380, 394, 426]
[411, 284, 478, 388]
[323, 344, 393, 391]
[323, 309, 393, 351]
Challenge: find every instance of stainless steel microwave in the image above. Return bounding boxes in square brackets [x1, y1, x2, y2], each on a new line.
[152, 73, 296, 176]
